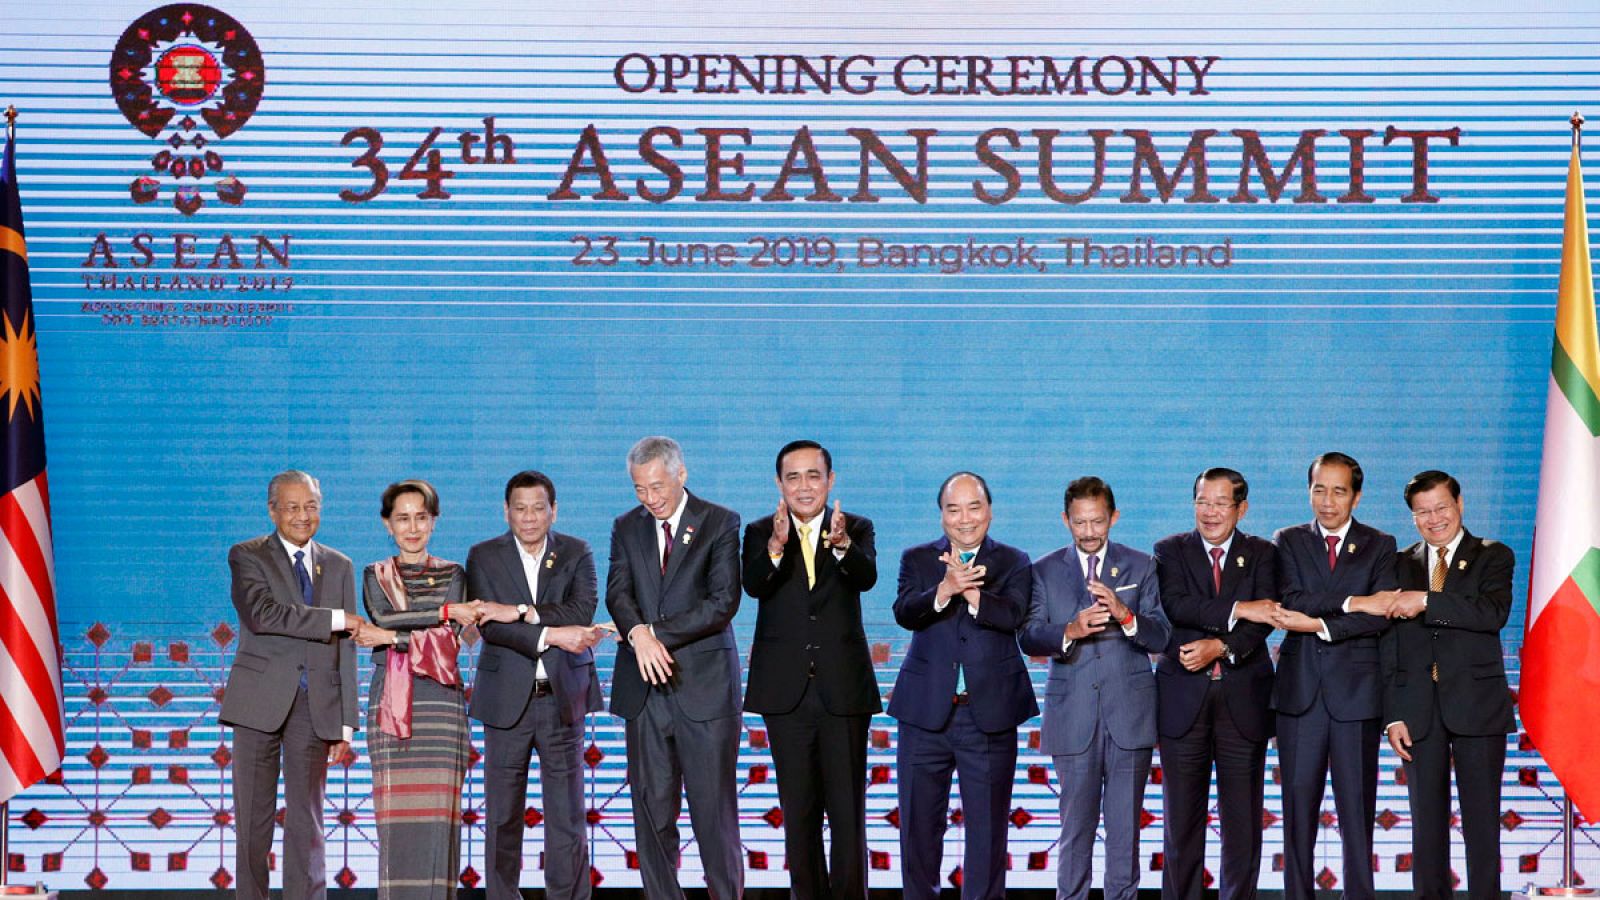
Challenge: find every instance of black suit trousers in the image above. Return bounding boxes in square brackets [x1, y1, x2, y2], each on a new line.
[483, 691, 590, 900]
[763, 679, 871, 900]
[1160, 679, 1267, 900]
[1403, 701, 1505, 900]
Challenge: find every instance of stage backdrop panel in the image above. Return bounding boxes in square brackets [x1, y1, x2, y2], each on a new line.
[1, 0, 1596, 891]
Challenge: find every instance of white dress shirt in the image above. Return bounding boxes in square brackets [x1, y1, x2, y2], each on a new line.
[277, 534, 352, 742]
[516, 537, 553, 678]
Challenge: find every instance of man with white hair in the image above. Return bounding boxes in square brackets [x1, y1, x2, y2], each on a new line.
[606, 437, 745, 899]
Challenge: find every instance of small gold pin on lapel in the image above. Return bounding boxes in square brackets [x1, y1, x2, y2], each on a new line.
[1346, 542, 1357, 554]
[1110, 566, 1119, 577]
[315, 564, 322, 576]
[1458, 559, 1468, 570]
[546, 557, 555, 569]
[1236, 556, 1245, 568]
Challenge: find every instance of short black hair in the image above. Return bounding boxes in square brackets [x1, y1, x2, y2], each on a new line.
[1404, 469, 1460, 506]
[381, 479, 439, 518]
[938, 471, 991, 507]
[1064, 476, 1116, 514]
[775, 440, 832, 476]
[1194, 467, 1248, 504]
[504, 470, 557, 505]
[1308, 451, 1364, 494]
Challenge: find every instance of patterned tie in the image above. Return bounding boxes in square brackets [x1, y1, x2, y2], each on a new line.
[660, 521, 673, 575]
[292, 549, 313, 606]
[1431, 545, 1448, 592]
[1086, 553, 1100, 585]
[1325, 535, 1340, 571]
[798, 523, 817, 589]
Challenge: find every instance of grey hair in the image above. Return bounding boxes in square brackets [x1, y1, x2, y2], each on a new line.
[268, 470, 322, 506]
[627, 436, 684, 476]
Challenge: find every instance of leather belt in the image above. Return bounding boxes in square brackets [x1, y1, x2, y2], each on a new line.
[533, 679, 554, 698]
[952, 692, 970, 705]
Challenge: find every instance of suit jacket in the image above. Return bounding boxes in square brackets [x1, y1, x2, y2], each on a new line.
[1381, 530, 1515, 739]
[1019, 540, 1170, 755]
[888, 535, 1037, 734]
[742, 508, 882, 717]
[1271, 519, 1398, 721]
[220, 534, 357, 741]
[606, 491, 743, 721]
[467, 531, 603, 728]
[1154, 529, 1277, 743]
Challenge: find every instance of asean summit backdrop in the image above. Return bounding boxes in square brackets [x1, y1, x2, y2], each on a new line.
[1, 0, 1595, 890]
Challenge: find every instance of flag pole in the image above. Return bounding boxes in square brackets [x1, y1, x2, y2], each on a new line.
[0, 102, 13, 892]
[1564, 109, 1581, 896]
[4, 105, 14, 144]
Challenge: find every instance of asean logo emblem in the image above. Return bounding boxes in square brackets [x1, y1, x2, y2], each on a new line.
[109, 4, 264, 216]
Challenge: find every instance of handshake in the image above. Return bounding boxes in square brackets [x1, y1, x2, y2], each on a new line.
[340, 602, 616, 653]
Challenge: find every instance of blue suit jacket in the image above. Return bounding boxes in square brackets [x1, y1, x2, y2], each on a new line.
[1271, 519, 1397, 721]
[887, 535, 1037, 734]
[1153, 529, 1278, 743]
[1019, 541, 1170, 756]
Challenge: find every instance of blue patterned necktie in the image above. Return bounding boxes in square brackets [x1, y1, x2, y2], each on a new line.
[955, 549, 975, 694]
[293, 549, 313, 606]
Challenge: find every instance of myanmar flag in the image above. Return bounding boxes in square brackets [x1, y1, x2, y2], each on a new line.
[1523, 138, 1600, 823]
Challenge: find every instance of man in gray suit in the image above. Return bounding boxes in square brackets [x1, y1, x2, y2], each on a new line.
[1019, 476, 1170, 900]
[468, 470, 607, 900]
[220, 470, 363, 900]
[605, 436, 744, 900]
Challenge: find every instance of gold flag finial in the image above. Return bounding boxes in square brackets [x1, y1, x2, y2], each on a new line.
[1573, 111, 1585, 149]
[3, 106, 15, 143]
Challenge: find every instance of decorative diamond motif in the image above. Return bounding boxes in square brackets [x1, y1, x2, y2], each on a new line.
[747, 764, 768, 784]
[20, 808, 47, 830]
[585, 808, 603, 826]
[583, 743, 604, 767]
[1376, 809, 1401, 830]
[85, 866, 109, 889]
[459, 866, 480, 888]
[523, 808, 543, 828]
[762, 806, 783, 828]
[86, 744, 110, 769]
[147, 808, 172, 829]
[148, 685, 174, 707]
[1319, 810, 1338, 828]
[1502, 810, 1525, 831]
[748, 850, 768, 869]
[335, 866, 357, 888]
[211, 744, 232, 768]
[169, 642, 190, 663]
[210, 866, 233, 889]
[1009, 807, 1033, 828]
[1316, 867, 1338, 889]
[212, 623, 235, 646]
[87, 623, 111, 646]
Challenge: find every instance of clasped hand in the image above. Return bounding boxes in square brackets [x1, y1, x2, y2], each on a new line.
[937, 552, 985, 610]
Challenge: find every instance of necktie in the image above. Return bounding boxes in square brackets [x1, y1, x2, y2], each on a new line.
[1325, 535, 1340, 572]
[955, 549, 976, 694]
[1086, 553, 1100, 585]
[1209, 547, 1226, 679]
[798, 523, 817, 588]
[293, 549, 313, 606]
[660, 521, 673, 574]
[1431, 545, 1448, 592]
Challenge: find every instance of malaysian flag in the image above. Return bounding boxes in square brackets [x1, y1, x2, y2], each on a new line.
[0, 121, 63, 803]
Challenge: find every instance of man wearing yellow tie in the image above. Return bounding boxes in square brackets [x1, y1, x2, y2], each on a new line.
[743, 440, 881, 900]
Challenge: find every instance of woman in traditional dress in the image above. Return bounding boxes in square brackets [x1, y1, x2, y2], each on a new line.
[354, 479, 479, 899]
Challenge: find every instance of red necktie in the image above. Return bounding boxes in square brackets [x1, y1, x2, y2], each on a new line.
[1325, 534, 1340, 571]
[1209, 547, 1225, 679]
[661, 521, 673, 574]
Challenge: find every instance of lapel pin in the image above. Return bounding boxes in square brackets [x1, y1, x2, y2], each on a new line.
[1458, 559, 1467, 570]
[315, 564, 322, 576]
[545, 557, 555, 569]
[1236, 556, 1245, 568]
[1110, 566, 1119, 577]
[1346, 542, 1357, 554]
[682, 526, 694, 546]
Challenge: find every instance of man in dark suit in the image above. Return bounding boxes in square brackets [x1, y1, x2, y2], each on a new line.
[1153, 468, 1280, 900]
[605, 436, 744, 900]
[1270, 452, 1399, 900]
[889, 471, 1036, 900]
[1382, 470, 1513, 900]
[743, 440, 879, 900]
[1020, 476, 1170, 900]
[221, 470, 362, 900]
[467, 470, 607, 900]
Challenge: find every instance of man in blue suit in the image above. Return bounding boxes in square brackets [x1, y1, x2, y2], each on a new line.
[1154, 468, 1280, 900]
[888, 471, 1037, 900]
[1269, 452, 1398, 900]
[1020, 476, 1170, 900]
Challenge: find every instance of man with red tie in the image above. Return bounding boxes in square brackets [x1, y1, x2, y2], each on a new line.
[1154, 468, 1280, 900]
[1270, 452, 1398, 900]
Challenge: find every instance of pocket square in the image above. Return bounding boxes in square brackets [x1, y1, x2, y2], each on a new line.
[1115, 583, 1138, 592]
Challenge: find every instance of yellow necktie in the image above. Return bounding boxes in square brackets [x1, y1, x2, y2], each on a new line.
[798, 523, 816, 588]
[1431, 546, 1447, 592]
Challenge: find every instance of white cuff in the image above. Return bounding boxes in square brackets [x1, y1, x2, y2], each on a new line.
[330, 609, 346, 632]
[1341, 596, 1354, 613]
[1317, 620, 1333, 642]
[1120, 617, 1138, 637]
[341, 725, 354, 743]
[1227, 602, 1240, 631]
[537, 629, 550, 654]
[934, 594, 951, 612]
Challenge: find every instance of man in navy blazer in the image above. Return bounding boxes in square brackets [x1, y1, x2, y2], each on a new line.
[1270, 452, 1399, 900]
[467, 470, 606, 900]
[1153, 468, 1280, 900]
[1020, 476, 1170, 900]
[605, 436, 744, 900]
[888, 472, 1036, 900]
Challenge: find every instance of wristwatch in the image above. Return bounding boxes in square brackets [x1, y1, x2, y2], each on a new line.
[516, 603, 530, 620]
